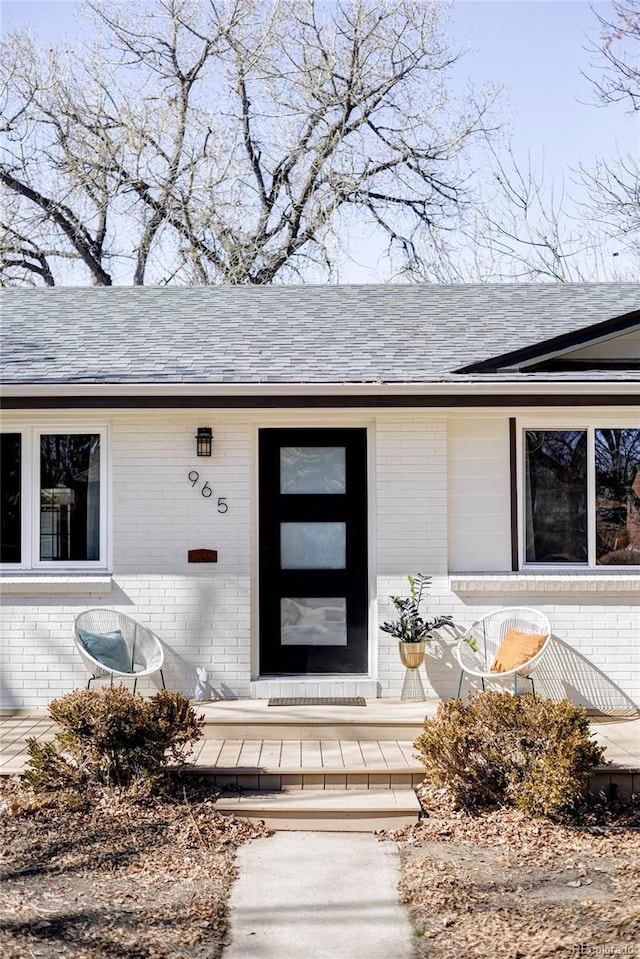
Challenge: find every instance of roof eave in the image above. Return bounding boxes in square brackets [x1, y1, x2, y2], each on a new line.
[2, 379, 639, 399]
[456, 309, 640, 374]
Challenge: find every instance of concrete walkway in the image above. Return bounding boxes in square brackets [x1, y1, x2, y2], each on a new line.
[223, 831, 416, 959]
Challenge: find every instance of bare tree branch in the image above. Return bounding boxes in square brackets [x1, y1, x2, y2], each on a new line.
[586, 0, 640, 111]
[579, 0, 640, 269]
[0, 169, 113, 284]
[0, 222, 55, 286]
[0, 0, 498, 285]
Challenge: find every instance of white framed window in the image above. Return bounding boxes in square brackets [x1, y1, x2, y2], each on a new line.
[1, 427, 109, 571]
[518, 424, 640, 569]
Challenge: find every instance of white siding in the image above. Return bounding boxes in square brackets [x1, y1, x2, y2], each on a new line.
[563, 328, 640, 362]
[447, 415, 512, 572]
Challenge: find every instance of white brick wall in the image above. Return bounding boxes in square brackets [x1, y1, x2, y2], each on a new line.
[1, 411, 638, 710]
[1, 414, 254, 709]
[374, 417, 449, 698]
[420, 592, 640, 709]
[113, 418, 251, 574]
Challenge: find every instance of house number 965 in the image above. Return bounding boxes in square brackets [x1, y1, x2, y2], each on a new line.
[188, 471, 228, 512]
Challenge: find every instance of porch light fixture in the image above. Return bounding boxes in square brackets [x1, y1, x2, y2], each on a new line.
[196, 427, 213, 457]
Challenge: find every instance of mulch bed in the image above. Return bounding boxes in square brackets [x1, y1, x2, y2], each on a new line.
[3, 775, 639, 959]
[386, 785, 640, 959]
[0, 780, 271, 959]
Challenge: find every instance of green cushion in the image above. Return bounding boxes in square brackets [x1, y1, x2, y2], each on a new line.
[78, 627, 132, 673]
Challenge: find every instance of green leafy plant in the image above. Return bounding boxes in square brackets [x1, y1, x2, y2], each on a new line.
[381, 573, 473, 647]
[22, 686, 204, 799]
[414, 692, 606, 817]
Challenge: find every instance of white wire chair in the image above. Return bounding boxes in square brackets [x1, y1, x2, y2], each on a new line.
[455, 606, 552, 697]
[74, 608, 165, 692]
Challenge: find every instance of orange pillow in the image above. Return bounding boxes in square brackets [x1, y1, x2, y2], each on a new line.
[490, 628, 547, 673]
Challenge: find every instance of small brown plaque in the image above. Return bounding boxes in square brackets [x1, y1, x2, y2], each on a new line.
[188, 549, 218, 563]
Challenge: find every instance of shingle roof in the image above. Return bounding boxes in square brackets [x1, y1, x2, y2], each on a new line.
[1, 283, 639, 386]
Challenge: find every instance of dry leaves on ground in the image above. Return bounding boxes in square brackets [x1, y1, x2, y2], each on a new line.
[0, 780, 271, 959]
[386, 787, 640, 959]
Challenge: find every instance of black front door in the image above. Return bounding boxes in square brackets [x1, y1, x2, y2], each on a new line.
[259, 428, 368, 674]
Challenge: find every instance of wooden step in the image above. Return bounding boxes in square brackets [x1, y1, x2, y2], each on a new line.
[183, 764, 425, 791]
[214, 787, 422, 832]
[197, 699, 432, 741]
[201, 721, 425, 741]
[184, 737, 424, 791]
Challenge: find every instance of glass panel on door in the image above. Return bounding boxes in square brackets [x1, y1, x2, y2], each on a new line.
[280, 446, 346, 494]
[280, 522, 346, 569]
[280, 597, 347, 646]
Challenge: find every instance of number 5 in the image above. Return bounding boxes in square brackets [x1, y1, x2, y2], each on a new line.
[217, 497, 228, 513]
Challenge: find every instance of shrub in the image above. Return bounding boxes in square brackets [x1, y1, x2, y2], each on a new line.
[22, 686, 204, 798]
[414, 692, 606, 817]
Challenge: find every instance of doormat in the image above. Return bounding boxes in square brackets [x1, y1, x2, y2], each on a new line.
[267, 697, 367, 707]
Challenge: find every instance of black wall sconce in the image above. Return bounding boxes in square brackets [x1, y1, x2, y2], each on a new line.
[196, 427, 213, 457]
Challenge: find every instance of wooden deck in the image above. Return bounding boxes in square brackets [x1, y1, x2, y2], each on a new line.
[2, 701, 638, 829]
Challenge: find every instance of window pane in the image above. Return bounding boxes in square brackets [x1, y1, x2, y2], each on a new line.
[1, 434, 21, 563]
[280, 447, 346, 494]
[281, 522, 346, 569]
[525, 430, 587, 563]
[596, 428, 640, 566]
[281, 597, 347, 646]
[40, 434, 100, 562]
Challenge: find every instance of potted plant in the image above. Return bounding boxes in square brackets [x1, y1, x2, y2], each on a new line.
[380, 573, 475, 701]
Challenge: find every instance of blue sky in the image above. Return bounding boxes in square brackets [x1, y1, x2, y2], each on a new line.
[1, 0, 638, 281]
[449, 1, 636, 171]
